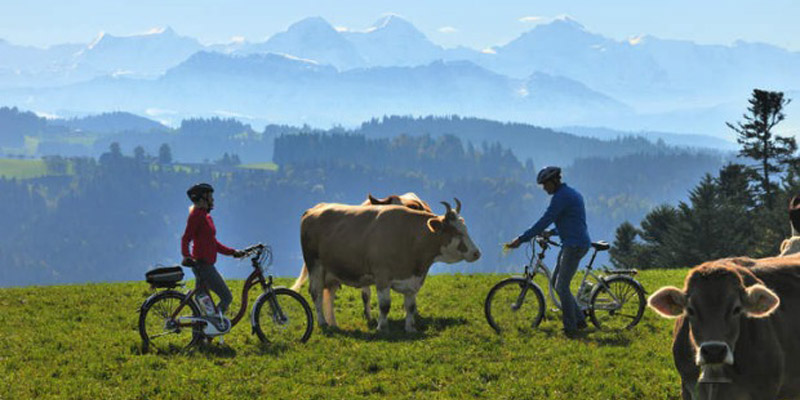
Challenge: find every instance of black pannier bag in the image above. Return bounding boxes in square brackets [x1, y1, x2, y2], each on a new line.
[145, 265, 184, 288]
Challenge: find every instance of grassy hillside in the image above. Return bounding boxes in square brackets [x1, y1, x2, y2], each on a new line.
[0, 270, 688, 399]
[0, 158, 47, 179]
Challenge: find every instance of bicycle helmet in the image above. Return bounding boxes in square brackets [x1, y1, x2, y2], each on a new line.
[187, 183, 214, 202]
[536, 166, 561, 184]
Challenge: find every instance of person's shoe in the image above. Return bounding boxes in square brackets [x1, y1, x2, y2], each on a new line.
[563, 328, 587, 339]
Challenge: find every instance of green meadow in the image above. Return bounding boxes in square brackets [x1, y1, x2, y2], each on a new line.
[0, 158, 48, 179]
[0, 270, 687, 400]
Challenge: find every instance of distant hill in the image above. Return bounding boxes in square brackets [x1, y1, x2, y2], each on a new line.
[48, 111, 170, 134]
[559, 126, 738, 151]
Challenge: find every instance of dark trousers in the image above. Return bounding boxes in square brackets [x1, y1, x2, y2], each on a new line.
[192, 262, 233, 315]
[554, 245, 589, 331]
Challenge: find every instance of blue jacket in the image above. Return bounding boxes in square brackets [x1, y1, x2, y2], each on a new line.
[517, 183, 591, 247]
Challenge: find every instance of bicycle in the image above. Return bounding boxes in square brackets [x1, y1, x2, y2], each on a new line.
[484, 235, 646, 334]
[138, 243, 313, 353]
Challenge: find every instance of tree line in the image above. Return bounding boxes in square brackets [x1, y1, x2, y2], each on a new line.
[0, 127, 724, 286]
[611, 89, 796, 269]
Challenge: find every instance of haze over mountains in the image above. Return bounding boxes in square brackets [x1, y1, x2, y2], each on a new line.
[1, 15, 798, 139]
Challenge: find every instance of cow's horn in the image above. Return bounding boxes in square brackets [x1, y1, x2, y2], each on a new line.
[454, 198, 462, 214]
[368, 193, 379, 203]
[440, 201, 453, 215]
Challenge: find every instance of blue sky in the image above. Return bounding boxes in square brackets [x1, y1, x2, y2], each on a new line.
[2, 0, 799, 50]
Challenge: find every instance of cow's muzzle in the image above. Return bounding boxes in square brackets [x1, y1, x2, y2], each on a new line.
[697, 341, 734, 366]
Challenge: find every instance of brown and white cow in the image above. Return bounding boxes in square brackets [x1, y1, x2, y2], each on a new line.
[291, 192, 432, 323]
[648, 258, 800, 399]
[366, 192, 432, 213]
[298, 199, 480, 332]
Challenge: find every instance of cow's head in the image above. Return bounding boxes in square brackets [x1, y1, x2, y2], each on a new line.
[648, 262, 780, 368]
[366, 193, 432, 213]
[427, 198, 481, 263]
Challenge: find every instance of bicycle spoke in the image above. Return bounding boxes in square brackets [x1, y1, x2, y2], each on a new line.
[589, 278, 645, 330]
[485, 279, 544, 334]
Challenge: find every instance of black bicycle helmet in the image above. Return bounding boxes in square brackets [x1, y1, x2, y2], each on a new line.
[536, 166, 561, 184]
[187, 183, 214, 202]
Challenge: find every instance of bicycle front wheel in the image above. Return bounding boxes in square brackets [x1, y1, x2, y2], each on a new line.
[484, 277, 545, 334]
[139, 290, 202, 353]
[253, 288, 313, 345]
[588, 276, 646, 330]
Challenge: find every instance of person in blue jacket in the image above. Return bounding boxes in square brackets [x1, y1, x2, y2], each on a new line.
[505, 166, 592, 337]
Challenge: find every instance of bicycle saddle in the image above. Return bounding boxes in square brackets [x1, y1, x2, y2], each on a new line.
[591, 241, 610, 251]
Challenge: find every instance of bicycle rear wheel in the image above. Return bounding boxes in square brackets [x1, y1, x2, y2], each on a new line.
[253, 288, 313, 346]
[588, 276, 646, 330]
[484, 277, 545, 334]
[139, 290, 202, 353]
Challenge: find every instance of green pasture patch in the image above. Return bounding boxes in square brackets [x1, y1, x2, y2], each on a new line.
[0, 270, 688, 399]
[0, 158, 48, 179]
[239, 162, 279, 172]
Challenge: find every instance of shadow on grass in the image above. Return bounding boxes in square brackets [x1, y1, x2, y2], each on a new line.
[535, 326, 634, 347]
[323, 315, 468, 342]
[132, 336, 240, 358]
[255, 342, 292, 356]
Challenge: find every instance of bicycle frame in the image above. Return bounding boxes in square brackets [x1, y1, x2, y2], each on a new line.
[168, 247, 277, 330]
[522, 238, 620, 311]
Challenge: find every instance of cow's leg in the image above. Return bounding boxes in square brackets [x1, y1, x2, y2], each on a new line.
[361, 286, 372, 322]
[308, 264, 328, 328]
[376, 286, 391, 331]
[325, 285, 339, 327]
[403, 291, 418, 333]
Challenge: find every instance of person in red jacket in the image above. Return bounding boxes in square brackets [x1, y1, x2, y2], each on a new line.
[181, 183, 243, 323]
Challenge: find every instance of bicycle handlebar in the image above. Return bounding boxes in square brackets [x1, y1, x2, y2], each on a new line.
[242, 243, 265, 255]
[533, 235, 560, 248]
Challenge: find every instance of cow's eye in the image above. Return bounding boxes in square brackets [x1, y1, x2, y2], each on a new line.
[732, 305, 742, 316]
[686, 307, 696, 317]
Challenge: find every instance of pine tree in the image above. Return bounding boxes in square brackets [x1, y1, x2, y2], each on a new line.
[727, 89, 795, 210]
[610, 222, 640, 270]
[158, 143, 172, 165]
[669, 175, 730, 267]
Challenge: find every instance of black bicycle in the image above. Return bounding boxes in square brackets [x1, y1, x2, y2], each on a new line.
[138, 243, 313, 353]
[485, 235, 646, 334]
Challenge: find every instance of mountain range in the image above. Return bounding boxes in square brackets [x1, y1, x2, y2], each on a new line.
[1, 15, 798, 138]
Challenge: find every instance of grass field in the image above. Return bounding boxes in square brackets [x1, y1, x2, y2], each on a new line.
[239, 162, 279, 172]
[0, 158, 47, 179]
[0, 270, 688, 400]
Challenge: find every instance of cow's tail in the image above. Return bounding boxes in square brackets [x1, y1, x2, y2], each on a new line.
[291, 264, 309, 292]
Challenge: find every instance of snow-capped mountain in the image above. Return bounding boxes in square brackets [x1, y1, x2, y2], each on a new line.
[2, 52, 629, 128]
[73, 27, 204, 77]
[1, 15, 799, 137]
[342, 15, 445, 66]
[245, 17, 365, 70]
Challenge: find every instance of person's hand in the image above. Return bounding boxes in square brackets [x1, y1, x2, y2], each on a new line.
[233, 250, 246, 258]
[504, 238, 521, 250]
[181, 257, 196, 267]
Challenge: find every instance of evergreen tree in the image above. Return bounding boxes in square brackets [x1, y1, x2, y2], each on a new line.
[610, 222, 640, 270]
[668, 175, 730, 267]
[158, 143, 172, 165]
[727, 89, 795, 210]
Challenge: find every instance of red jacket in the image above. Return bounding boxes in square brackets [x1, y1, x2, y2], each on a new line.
[181, 207, 235, 265]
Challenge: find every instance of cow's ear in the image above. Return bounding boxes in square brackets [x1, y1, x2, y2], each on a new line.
[744, 284, 780, 318]
[427, 217, 444, 233]
[648, 286, 687, 318]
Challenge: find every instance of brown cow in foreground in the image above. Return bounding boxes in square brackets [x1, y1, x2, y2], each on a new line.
[291, 193, 432, 324]
[299, 199, 480, 332]
[648, 257, 800, 399]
